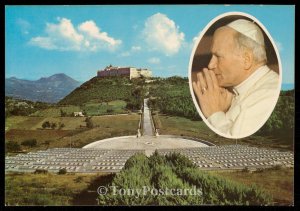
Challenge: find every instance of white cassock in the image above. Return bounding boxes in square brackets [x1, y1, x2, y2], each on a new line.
[207, 65, 280, 137]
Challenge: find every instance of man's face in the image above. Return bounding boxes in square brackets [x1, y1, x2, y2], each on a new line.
[208, 27, 245, 87]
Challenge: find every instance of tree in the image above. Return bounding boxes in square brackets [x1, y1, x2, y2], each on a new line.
[43, 140, 50, 149]
[42, 121, 51, 129]
[60, 109, 67, 117]
[34, 169, 48, 174]
[58, 168, 67, 175]
[6, 141, 21, 152]
[86, 117, 94, 128]
[258, 91, 294, 136]
[51, 122, 57, 129]
[21, 139, 37, 147]
[58, 122, 65, 129]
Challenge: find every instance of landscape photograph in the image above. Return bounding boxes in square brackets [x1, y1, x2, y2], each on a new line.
[5, 5, 294, 206]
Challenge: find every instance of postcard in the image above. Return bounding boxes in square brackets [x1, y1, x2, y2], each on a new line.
[5, 5, 294, 206]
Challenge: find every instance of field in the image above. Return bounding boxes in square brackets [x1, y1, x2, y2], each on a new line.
[83, 100, 128, 116]
[5, 114, 140, 151]
[31, 105, 81, 117]
[212, 167, 294, 205]
[29, 101, 129, 117]
[5, 115, 87, 131]
[54, 114, 140, 148]
[5, 172, 113, 205]
[152, 114, 294, 151]
[5, 116, 35, 131]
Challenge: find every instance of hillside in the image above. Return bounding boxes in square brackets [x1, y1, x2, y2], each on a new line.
[5, 96, 52, 118]
[148, 76, 200, 120]
[58, 76, 141, 106]
[5, 74, 81, 103]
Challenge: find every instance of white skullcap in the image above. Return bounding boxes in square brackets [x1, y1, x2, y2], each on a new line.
[226, 19, 265, 46]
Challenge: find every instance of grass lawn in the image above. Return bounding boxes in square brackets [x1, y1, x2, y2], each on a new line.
[5, 116, 31, 131]
[153, 114, 293, 151]
[35, 117, 87, 130]
[5, 114, 140, 151]
[5, 129, 75, 153]
[211, 167, 294, 205]
[91, 113, 139, 128]
[58, 114, 140, 148]
[31, 105, 81, 117]
[83, 100, 128, 116]
[152, 114, 235, 145]
[5, 172, 114, 205]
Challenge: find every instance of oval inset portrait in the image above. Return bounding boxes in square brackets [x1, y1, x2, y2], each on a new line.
[189, 12, 282, 139]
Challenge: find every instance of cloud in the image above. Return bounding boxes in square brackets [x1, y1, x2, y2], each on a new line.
[16, 18, 31, 34]
[120, 45, 141, 57]
[147, 57, 160, 64]
[142, 13, 185, 56]
[120, 51, 130, 57]
[131, 46, 141, 51]
[78, 20, 121, 47]
[29, 17, 121, 52]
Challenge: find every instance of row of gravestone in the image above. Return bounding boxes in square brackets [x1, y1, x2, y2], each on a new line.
[5, 145, 294, 173]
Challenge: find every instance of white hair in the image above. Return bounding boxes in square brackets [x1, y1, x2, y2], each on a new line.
[234, 30, 267, 64]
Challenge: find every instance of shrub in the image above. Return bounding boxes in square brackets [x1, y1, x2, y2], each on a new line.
[34, 169, 48, 174]
[50, 122, 57, 129]
[21, 139, 37, 147]
[60, 109, 67, 117]
[242, 167, 251, 173]
[86, 117, 94, 128]
[98, 152, 271, 205]
[42, 121, 51, 129]
[58, 168, 67, 175]
[74, 176, 83, 183]
[255, 168, 265, 173]
[6, 141, 21, 152]
[58, 123, 65, 129]
[270, 165, 282, 171]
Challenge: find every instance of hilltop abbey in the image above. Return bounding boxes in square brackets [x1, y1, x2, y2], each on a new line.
[97, 65, 152, 80]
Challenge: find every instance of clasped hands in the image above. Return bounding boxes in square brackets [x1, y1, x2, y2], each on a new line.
[192, 68, 233, 118]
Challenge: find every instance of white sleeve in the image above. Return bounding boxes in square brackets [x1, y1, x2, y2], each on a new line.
[207, 111, 234, 135]
[230, 89, 278, 136]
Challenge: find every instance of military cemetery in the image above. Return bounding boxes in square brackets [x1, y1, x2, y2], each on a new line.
[5, 99, 294, 174]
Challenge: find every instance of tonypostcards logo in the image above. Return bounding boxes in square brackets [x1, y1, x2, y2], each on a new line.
[97, 185, 203, 198]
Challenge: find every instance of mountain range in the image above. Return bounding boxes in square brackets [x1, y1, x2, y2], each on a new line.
[5, 74, 82, 103]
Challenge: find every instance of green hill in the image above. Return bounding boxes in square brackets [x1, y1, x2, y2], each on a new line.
[5, 96, 52, 118]
[148, 76, 201, 120]
[58, 76, 141, 106]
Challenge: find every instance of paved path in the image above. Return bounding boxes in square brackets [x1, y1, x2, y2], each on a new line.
[142, 98, 153, 136]
[83, 135, 209, 150]
[83, 98, 209, 153]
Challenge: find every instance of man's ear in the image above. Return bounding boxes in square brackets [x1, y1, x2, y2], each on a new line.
[243, 49, 253, 70]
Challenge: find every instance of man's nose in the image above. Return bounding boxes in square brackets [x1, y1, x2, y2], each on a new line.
[208, 55, 217, 70]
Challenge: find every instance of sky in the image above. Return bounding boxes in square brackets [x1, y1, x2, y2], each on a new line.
[5, 5, 295, 85]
